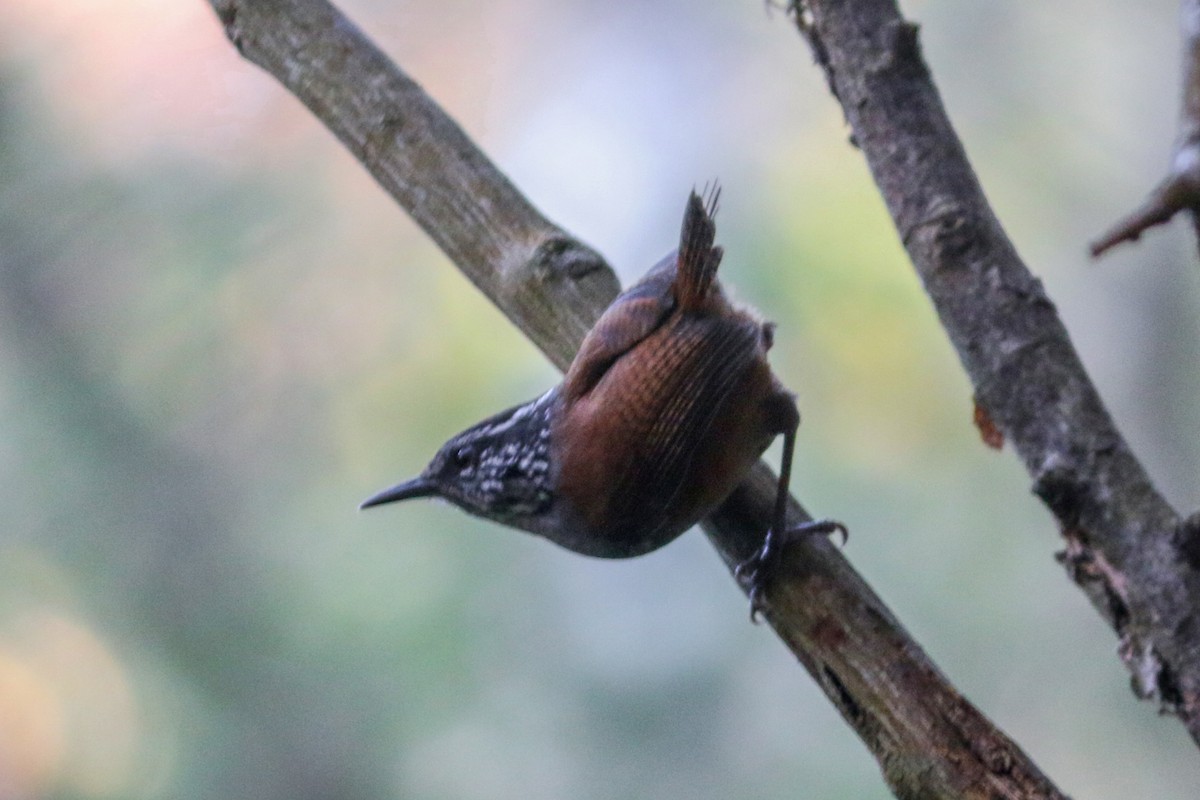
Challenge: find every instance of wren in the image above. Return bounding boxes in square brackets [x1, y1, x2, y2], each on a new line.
[361, 187, 843, 617]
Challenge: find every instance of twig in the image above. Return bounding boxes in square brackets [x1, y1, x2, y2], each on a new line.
[1092, 0, 1200, 257]
[208, 0, 1071, 796]
[796, 0, 1200, 745]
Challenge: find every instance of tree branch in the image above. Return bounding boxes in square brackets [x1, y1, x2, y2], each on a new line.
[1092, 0, 1200, 257]
[208, 0, 1070, 796]
[210, 0, 617, 372]
[794, 0, 1200, 744]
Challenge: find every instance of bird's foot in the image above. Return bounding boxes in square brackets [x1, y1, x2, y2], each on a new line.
[734, 519, 847, 623]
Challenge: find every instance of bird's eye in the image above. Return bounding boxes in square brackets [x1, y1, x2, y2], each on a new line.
[453, 446, 475, 466]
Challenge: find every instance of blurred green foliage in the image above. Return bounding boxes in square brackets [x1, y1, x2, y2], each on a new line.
[0, 1, 1198, 798]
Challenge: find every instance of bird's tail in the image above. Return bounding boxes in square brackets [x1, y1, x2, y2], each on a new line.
[675, 184, 724, 312]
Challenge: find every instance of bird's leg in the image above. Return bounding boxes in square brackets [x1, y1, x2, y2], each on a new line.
[734, 420, 846, 622]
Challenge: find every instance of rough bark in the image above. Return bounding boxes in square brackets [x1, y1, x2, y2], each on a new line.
[705, 469, 1069, 800]
[1092, 0, 1200, 256]
[207, 0, 1073, 796]
[794, 0, 1200, 745]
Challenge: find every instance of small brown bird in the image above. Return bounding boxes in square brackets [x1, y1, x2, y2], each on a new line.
[362, 187, 842, 616]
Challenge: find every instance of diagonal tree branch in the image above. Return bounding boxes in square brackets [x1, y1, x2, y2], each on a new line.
[1093, 0, 1200, 257]
[207, 0, 1070, 796]
[210, 0, 619, 372]
[793, 0, 1200, 745]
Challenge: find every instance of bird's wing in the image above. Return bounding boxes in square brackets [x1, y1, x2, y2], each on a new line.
[562, 186, 725, 402]
[609, 314, 760, 529]
[562, 252, 678, 402]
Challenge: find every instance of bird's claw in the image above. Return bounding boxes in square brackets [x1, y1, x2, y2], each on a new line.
[735, 558, 770, 622]
[735, 518, 847, 623]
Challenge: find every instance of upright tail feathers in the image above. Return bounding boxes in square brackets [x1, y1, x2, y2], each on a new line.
[675, 185, 724, 312]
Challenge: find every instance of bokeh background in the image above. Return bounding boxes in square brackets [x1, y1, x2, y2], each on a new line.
[1, 0, 1198, 798]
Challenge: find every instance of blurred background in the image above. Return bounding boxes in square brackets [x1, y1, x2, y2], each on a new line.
[1, 0, 1198, 798]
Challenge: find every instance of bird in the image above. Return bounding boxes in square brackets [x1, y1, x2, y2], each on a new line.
[361, 186, 843, 617]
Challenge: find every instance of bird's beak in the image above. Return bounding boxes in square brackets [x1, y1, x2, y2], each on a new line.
[359, 477, 438, 509]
